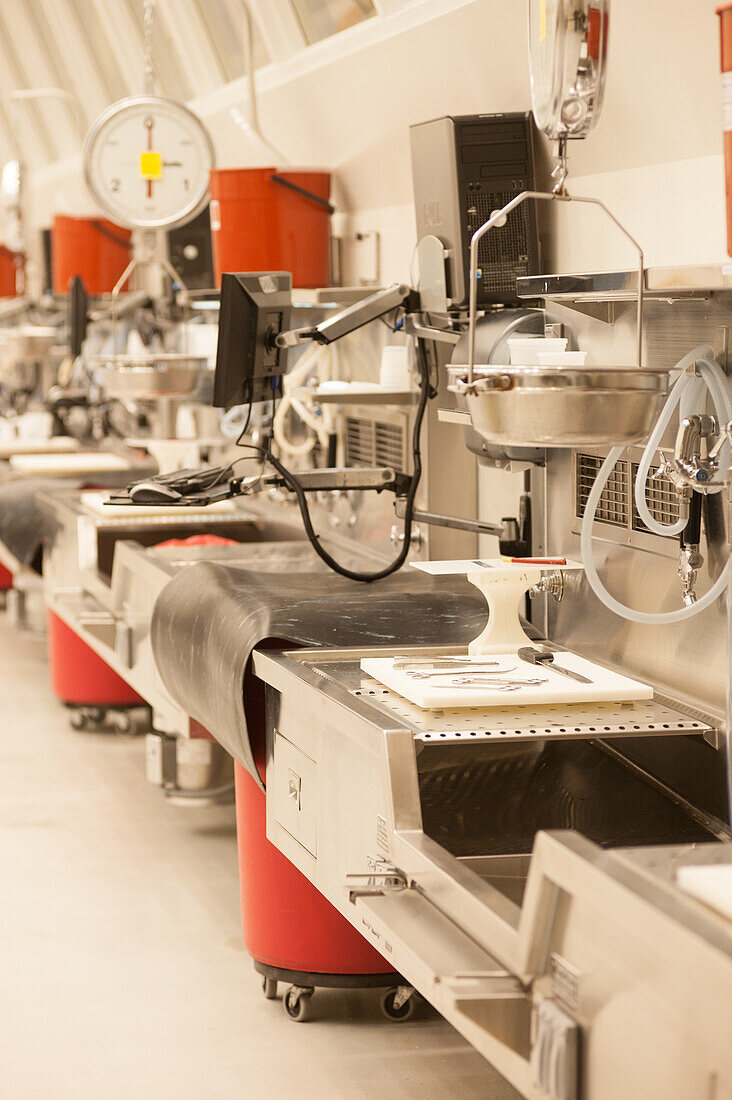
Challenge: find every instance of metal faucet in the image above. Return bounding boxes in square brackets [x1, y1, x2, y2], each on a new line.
[678, 544, 704, 606]
[657, 413, 722, 494]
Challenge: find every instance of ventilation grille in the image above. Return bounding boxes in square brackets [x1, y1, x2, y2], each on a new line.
[575, 452, 678, 539]
[575, 453, 629, 527]
[631, 462, 680, 532]
[471, 187, 532, 294]
[345, 416, 407, 472]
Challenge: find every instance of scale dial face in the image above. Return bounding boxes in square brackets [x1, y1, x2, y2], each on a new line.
[84, 95, 214, 230]
[528, 0, 608, 141]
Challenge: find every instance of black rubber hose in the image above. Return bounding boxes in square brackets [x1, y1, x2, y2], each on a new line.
[263, 339, 432, 582]
[681, 490, 702, 548]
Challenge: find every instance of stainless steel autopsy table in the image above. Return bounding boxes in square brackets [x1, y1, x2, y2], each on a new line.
[250, 644, 731, 1099]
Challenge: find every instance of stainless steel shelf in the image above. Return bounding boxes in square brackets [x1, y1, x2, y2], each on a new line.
[305, 654, 714, 744]
[292, 385, 418, 406]
[292, 286, 385, 308]
[517, 264, 732, 303]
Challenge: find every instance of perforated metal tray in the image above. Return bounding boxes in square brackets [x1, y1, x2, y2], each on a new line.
[302, 651, 714, 745]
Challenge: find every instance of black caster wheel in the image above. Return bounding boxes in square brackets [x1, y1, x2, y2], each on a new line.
[283, 985, 314, 1022]
[381, 986, 415, 1021]
[261, 976, 278, 1000]
[69, 711, 87, 731]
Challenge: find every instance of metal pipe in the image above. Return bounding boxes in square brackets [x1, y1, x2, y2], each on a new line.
[467, 190, 645, 383]
[393, 501, 505, 538]
[230, 2, 288, 164]
[10, 88, 85, 141]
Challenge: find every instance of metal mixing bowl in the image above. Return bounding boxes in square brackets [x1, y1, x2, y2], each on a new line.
[448, 363, 669, 448]
[0, 326, 59, 388]
[91, 353, 210, 399]
[0, 326, 58, 363]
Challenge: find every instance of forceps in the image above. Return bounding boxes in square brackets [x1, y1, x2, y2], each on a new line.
[405, 665, 518, 680]
[393, 656, 502, 671]
[411, 673, 548, 690]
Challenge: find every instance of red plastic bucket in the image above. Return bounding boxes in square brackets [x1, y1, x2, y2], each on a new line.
[0, 245, 20, 297]
[209, 168, 332, 288]
[46, 610, 144, 706]
[52, 215, 132, 295]
[234, 760, 392, 976]
[719, 4, 732, 254]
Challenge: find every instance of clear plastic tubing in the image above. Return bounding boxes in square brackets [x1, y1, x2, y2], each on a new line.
[581, 345, 730, 625]
[634, 346, 731, 537]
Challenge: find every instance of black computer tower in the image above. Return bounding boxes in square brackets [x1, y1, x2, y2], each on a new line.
[410, 112, 540, 308]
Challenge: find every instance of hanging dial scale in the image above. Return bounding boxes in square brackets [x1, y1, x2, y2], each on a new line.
[83, 0, 213, 232]
[81, 6, 214, 408]
[83, 94, 214, 231]
[527, 0, 608, 191]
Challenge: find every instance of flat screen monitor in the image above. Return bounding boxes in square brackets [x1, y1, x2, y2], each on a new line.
[213, 271, 292, 408]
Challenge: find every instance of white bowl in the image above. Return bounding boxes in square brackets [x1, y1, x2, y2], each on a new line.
[508, 337, 568, 365]
[536, 351, 588, 366]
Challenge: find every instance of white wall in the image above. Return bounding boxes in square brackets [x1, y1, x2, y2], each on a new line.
[25, 0, 729, 288]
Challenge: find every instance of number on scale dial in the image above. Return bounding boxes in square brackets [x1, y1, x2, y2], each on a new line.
[83, 95, 214, 230]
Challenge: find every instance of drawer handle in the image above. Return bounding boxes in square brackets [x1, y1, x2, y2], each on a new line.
[288, 769, 302, 809]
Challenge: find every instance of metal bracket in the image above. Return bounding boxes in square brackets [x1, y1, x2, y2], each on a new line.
[346, 866, 408, 899]
[559, 299, 616, 324]
[437, 407, 472, 425]
[393, 500, 505, 538]
[403, 312, 462, 345]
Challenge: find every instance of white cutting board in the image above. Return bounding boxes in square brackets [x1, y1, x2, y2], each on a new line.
[0, 437, 79, 458]
[411, 558, 584, 575]
[677, 865, 732, 922]
[80, 491, 237, 518]
[361, 651, 653, 709]
[9, 452, 133, 476]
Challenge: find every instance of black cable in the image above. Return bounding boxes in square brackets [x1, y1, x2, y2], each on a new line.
[260, 338, 432, 583]
[91, 219, 133, 251]
[196, 444, 266, 495]
[378, 306, 404, 333]
[235, 378, 254, 446]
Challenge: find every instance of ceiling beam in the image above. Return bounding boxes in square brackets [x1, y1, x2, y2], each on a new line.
[35, 0, 111, 126]
[0, 0, 81, 160]
[0, 100, 19, 167]
[154, 0, 226, 98]
[244, 0, 307, 62]
[0, 28, 49, 166]
[89, 0, 146, 98]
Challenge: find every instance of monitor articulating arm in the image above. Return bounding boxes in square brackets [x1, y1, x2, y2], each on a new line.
[107, 278, 436, 582]
[275, 283, 417, 348]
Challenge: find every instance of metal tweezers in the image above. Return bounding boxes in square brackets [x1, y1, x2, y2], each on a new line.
[392, 656, 502, 671]
[410, 673, 548, 690]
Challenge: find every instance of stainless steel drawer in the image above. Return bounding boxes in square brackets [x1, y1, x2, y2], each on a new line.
[273, 730, 318, 857]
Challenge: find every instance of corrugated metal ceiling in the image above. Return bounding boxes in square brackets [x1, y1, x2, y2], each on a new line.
[0, 0, 400, 168]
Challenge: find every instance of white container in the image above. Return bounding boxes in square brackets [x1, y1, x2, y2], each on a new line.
[508, 337, 568, 365]
[379, 345, 412, 390]
[536, 350, 588, 367]
[17, 410, 53, 440]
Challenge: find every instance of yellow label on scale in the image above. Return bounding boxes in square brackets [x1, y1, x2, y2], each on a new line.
[139, 151, 162, 179]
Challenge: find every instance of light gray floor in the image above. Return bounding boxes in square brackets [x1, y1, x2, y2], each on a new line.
[0, 616, 520, 1100]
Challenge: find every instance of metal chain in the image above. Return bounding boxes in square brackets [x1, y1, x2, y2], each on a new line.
[143, 0, 156, 94]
